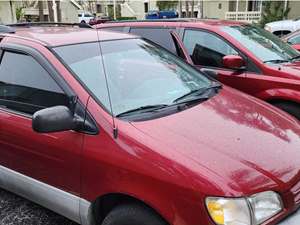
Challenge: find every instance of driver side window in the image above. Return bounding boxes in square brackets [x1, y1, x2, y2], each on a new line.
[0, 51, 69, 115]
[183, 29, 238, 68]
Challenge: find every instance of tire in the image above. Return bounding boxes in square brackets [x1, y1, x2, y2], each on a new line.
[80, 20, 86, 23]
[101, 203, 168, 225]
[272, 102, 300, 120]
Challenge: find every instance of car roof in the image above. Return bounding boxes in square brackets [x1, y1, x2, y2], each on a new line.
[1, 25, 137, 47]
[96, 19, 246, 29]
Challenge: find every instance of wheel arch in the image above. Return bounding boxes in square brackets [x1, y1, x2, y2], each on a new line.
[88, 193, 170, 225]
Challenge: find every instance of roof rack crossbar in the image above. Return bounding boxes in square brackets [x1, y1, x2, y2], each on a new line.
[7, 22, 93, 29]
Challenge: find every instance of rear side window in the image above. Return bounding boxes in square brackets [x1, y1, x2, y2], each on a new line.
[102, 26, 126, 32]
[0, 51, 69, 115]
[130, 28, 177, 54]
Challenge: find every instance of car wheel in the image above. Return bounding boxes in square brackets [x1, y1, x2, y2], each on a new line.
[81, 20, 86, 23]
[101, 203, 168, 225]
[272, 101, 300, 120]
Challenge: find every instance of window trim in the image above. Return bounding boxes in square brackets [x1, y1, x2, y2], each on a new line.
[0, 43, 77, 117]
[182, 28, 261, 74]
[0, 49, 3, 62]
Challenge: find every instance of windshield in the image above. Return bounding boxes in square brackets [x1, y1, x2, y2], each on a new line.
[222, 25, 300, 63]
[54, 39, 212, 117]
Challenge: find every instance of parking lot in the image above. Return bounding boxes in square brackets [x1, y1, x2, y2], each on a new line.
[0, 189, 76, 225]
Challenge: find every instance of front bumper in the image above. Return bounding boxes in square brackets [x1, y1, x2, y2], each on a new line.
[277, 209, 300, 225]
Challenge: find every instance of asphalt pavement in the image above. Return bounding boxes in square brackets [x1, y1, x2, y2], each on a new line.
[0, 189, 77, 225]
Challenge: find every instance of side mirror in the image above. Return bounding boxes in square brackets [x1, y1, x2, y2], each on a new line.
[292, 44, 300, 52]
[222, 55, 245, 70]
[32, 106, 81, 133]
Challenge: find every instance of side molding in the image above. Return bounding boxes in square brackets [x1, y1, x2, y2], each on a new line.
[0, 165, 91, 224]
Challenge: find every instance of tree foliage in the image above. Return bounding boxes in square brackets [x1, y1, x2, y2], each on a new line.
[156, 1, 179, 10]
[15, 7, 24, 22]
[260, 1, 290, 27]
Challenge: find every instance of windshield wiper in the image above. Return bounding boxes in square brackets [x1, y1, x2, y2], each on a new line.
[263, 59, 290, 64]
[116, 104, 169, 118]
[173, 83, 222, 104]
[116, 83, 222, 119]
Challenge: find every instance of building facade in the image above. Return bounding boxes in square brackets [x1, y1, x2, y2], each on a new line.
[0, 0, 81, 24]
[0, 1, 17, 24]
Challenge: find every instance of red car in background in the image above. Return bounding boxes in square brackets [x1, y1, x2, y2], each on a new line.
[98, 20, 300, 120]
[89, 16, 112, 26]
[282, 30, 300, 52]
[0, 23, 300, 225]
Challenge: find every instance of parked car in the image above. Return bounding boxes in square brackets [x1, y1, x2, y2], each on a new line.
[265, 18, 300, 37]
[89, 16, 112, 26]
[282, 30, 300, 51]
[97, 20, 300, 120]
[146, 10, 178, 19]
[1, 23, 300, 225]
[78, 12, 94, 23]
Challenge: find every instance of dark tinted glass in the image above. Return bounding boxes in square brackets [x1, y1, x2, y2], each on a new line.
[130, 28, 177, 54]
[184, 29, 238, 67]
[0, 52, 69, 115]
[102, 27, 125, 32]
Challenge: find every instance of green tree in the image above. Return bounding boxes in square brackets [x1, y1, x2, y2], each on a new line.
[260, 1, 290, 27]
[156, 1, 178, 10]
[15, 7, 24, 22]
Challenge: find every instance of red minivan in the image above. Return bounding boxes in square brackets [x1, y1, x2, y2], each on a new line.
[0, 24, 300, 225]
[97, 20, 300, 120]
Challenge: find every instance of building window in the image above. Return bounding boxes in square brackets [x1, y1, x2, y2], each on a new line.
[97, 4, 103, 13]
[144, 2, 149, 13]
[218, 3, 222, 9]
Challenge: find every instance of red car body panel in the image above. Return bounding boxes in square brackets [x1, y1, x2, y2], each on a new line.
[97, 21, 300, 108]
[82, 86, 300, 225]
[0, 26, 300, 225]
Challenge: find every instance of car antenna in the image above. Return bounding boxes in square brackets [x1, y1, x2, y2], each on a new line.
[95, 29, 118, 139]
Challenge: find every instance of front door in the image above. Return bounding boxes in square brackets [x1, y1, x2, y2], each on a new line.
[182, 29, 248, 88]
[0, 49, 82, 195]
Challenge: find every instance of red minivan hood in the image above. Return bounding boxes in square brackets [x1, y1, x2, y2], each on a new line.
[131, 87, 300, 196]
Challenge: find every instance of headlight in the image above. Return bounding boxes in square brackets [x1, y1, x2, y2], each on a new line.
[249, 191, 282, 224]
[206, 191, 283, 225]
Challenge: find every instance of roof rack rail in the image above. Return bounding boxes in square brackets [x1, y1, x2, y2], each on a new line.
[109, 18, 200, 23]
[0, 25, 15, 33]
[7, 22, 93, 29]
